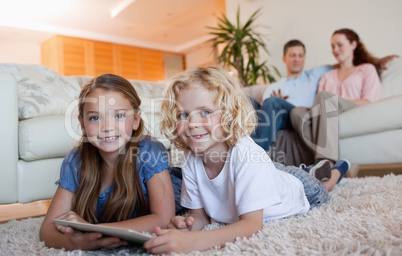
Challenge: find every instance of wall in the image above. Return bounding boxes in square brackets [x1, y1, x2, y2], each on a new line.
[2, 0, 401, 72]
[185, 43, 215, 68]
[0, 39, 41, 64]
[226, 0, 402, 77]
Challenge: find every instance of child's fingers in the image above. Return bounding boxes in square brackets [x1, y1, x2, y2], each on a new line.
[168, 216, 188, 229]
[56, 211, 76, 220]
[97, 237, 128, 249]
[56, 225, 74, 234]
[154, 226, 169, 236]
[185, 216, 194, 227]
[85, 232, 103, 241]
[145, 230, 188, 254]
[69, 232, 126, 250]
[103, 240, 129, 249]
[144, 229, 175, 254]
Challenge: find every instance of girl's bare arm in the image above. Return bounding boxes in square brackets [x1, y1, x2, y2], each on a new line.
[99, 169, 176, 233]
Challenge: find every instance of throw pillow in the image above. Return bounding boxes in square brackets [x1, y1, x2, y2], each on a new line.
[0, 63, 81, 120]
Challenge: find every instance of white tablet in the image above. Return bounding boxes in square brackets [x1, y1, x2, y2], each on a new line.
[54, 219, 153, 244]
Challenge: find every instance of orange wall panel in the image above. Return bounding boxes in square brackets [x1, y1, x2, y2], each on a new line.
[115, 45, 141, 80]
[41, 35, 183, 82]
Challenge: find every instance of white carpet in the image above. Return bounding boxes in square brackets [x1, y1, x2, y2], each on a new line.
[1, 174, 401, 256]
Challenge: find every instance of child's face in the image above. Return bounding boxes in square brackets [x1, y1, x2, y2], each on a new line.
[175, 85, 228, 156]
[79, 89, 141, 157]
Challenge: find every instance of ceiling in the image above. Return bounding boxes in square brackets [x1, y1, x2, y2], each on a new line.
[0, 0, 221, 53]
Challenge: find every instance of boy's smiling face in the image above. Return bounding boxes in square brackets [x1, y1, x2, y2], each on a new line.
[175, 84, 229, 157]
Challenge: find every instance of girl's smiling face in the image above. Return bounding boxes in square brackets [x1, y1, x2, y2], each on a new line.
[79, 89, 141, 157]
[175, 84, 228, 156]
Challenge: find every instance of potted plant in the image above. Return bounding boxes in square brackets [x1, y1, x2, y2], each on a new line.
[207, 7, 280, 86]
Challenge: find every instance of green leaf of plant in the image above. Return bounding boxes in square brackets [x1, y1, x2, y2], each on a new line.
[206, 5, 280, 86]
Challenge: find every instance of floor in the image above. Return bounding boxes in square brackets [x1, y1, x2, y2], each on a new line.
[0, 199, 51, 224]
[0, 164, 401, 224]
[357, 163, 402, 177]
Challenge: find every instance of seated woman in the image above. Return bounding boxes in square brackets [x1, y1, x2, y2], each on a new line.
[290, 28, 384, 191]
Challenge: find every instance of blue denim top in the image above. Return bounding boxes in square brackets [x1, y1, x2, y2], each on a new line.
[56, 136, 175, 219]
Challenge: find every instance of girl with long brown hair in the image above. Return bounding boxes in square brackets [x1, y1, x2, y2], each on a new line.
[40, 74, 184, 250]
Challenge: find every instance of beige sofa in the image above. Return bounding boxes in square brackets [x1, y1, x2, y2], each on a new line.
[0, 63, 181, 204]
[245, 58, 402, 166]
[1, 59, 401, 205]
[339, 58, 402, 165]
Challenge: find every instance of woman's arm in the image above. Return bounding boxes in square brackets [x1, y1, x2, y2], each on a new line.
[350, 99, 370, 106]
[99, 169, 176, 233]
[374, 55, 399, 70]
[360, 64, 384, 102]
[143, 209, 263, 254]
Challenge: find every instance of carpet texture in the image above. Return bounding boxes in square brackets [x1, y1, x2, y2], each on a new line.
[1, 174, 401, 255]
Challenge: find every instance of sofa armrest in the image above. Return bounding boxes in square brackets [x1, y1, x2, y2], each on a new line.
[242, 84, 269, 104]
[339, 95, 402, 138]
[0, 71, 19, 204]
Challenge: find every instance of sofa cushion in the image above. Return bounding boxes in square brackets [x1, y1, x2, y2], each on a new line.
[19, 115, 81, 161]
[0, 63, 81, 120]
[340, 129, 402, 165]
[339, 94, 402, 138]
[65, 75, 93, 88]
[243, 84, 269, 104]
[18, 158, 62, 203]
[140, 95, 171, 149]
[381, 58, 402, 97]
[129, 79, 171, 149]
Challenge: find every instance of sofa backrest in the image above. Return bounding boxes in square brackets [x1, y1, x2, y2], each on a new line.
[0, 63, 172, 162]
[381, 58, 402, 98]
[0, 63, 81, 120]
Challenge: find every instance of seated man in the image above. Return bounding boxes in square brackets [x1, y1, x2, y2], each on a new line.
[251, 39, 331, 151]
[251, 40, 397, 152]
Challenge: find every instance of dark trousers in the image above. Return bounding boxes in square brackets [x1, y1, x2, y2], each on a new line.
[250, 97, 295, 151]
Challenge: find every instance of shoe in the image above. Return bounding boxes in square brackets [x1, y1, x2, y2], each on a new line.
[332, 159, 351, 184]
[303, 160, 332, 181]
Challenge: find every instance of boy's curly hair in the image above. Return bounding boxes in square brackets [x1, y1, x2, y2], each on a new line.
[161, 66, 257, 151]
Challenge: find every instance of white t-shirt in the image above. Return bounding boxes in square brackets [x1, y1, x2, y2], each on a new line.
[180, 136, 309, 223]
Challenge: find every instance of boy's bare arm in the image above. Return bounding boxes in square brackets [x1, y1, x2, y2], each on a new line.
[144, 209, 263, 254]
